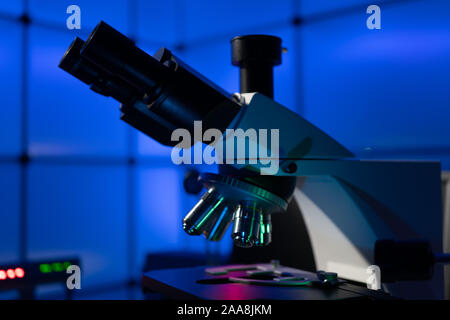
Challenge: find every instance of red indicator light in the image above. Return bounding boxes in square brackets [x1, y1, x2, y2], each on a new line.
[15, 267, 25, 278]
[0, 270, 6, 280]
[6, 269, 15, 279]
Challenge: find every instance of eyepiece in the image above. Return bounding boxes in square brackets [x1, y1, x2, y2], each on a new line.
[81, 21, 169, 94]
[59, 21, 241, 147]
[59, 37, 104, 86]
[59, 37, 141, 106]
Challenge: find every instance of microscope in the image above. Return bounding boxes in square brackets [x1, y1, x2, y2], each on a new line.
[59, 21, 447, 299]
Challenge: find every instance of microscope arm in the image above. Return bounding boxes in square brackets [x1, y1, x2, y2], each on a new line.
[217, 93, 444, 298]
[227, 93, 353, 164]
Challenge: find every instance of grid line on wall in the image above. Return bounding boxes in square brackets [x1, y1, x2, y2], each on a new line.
[126, 0, 138, 285]
[18, 0, 30, 262]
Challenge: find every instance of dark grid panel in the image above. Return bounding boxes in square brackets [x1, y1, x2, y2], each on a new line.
[19, 0, 30, 263]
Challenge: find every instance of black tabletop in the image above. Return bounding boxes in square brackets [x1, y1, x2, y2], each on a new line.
[142, 265, 394, 300]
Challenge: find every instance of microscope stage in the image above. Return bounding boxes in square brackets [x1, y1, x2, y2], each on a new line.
[142, 264, 395, 300]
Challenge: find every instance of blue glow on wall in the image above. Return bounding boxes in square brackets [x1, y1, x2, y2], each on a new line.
[0, 165, 20, 263]
[135, 167, 182, 275]
[0, 2, 22, 16]
[29, 0, 129, 34]
[136, 1, 178, 45]
[0, 20, 22, 156]
[301, 0, 450, 168]
[27, 165, 128, 288]
[28, 26, 129, 156]
[184, 0, 293, 42]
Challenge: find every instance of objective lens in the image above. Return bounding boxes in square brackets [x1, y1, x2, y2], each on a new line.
[232, 202, 265, 248]
[205, 206, 234, 241]
[182, 188, 227, 237]
[256, 213, 272, 246]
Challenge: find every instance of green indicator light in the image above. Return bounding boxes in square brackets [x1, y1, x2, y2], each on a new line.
[63, 262, 71, 270]
[51, 262, 64, 272]
[39, 264, 51, 274]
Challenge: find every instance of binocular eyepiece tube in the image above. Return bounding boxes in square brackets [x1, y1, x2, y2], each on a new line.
[59, 21, 241, 147]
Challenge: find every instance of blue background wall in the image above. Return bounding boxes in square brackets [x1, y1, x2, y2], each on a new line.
[0, 0, 449, 297]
